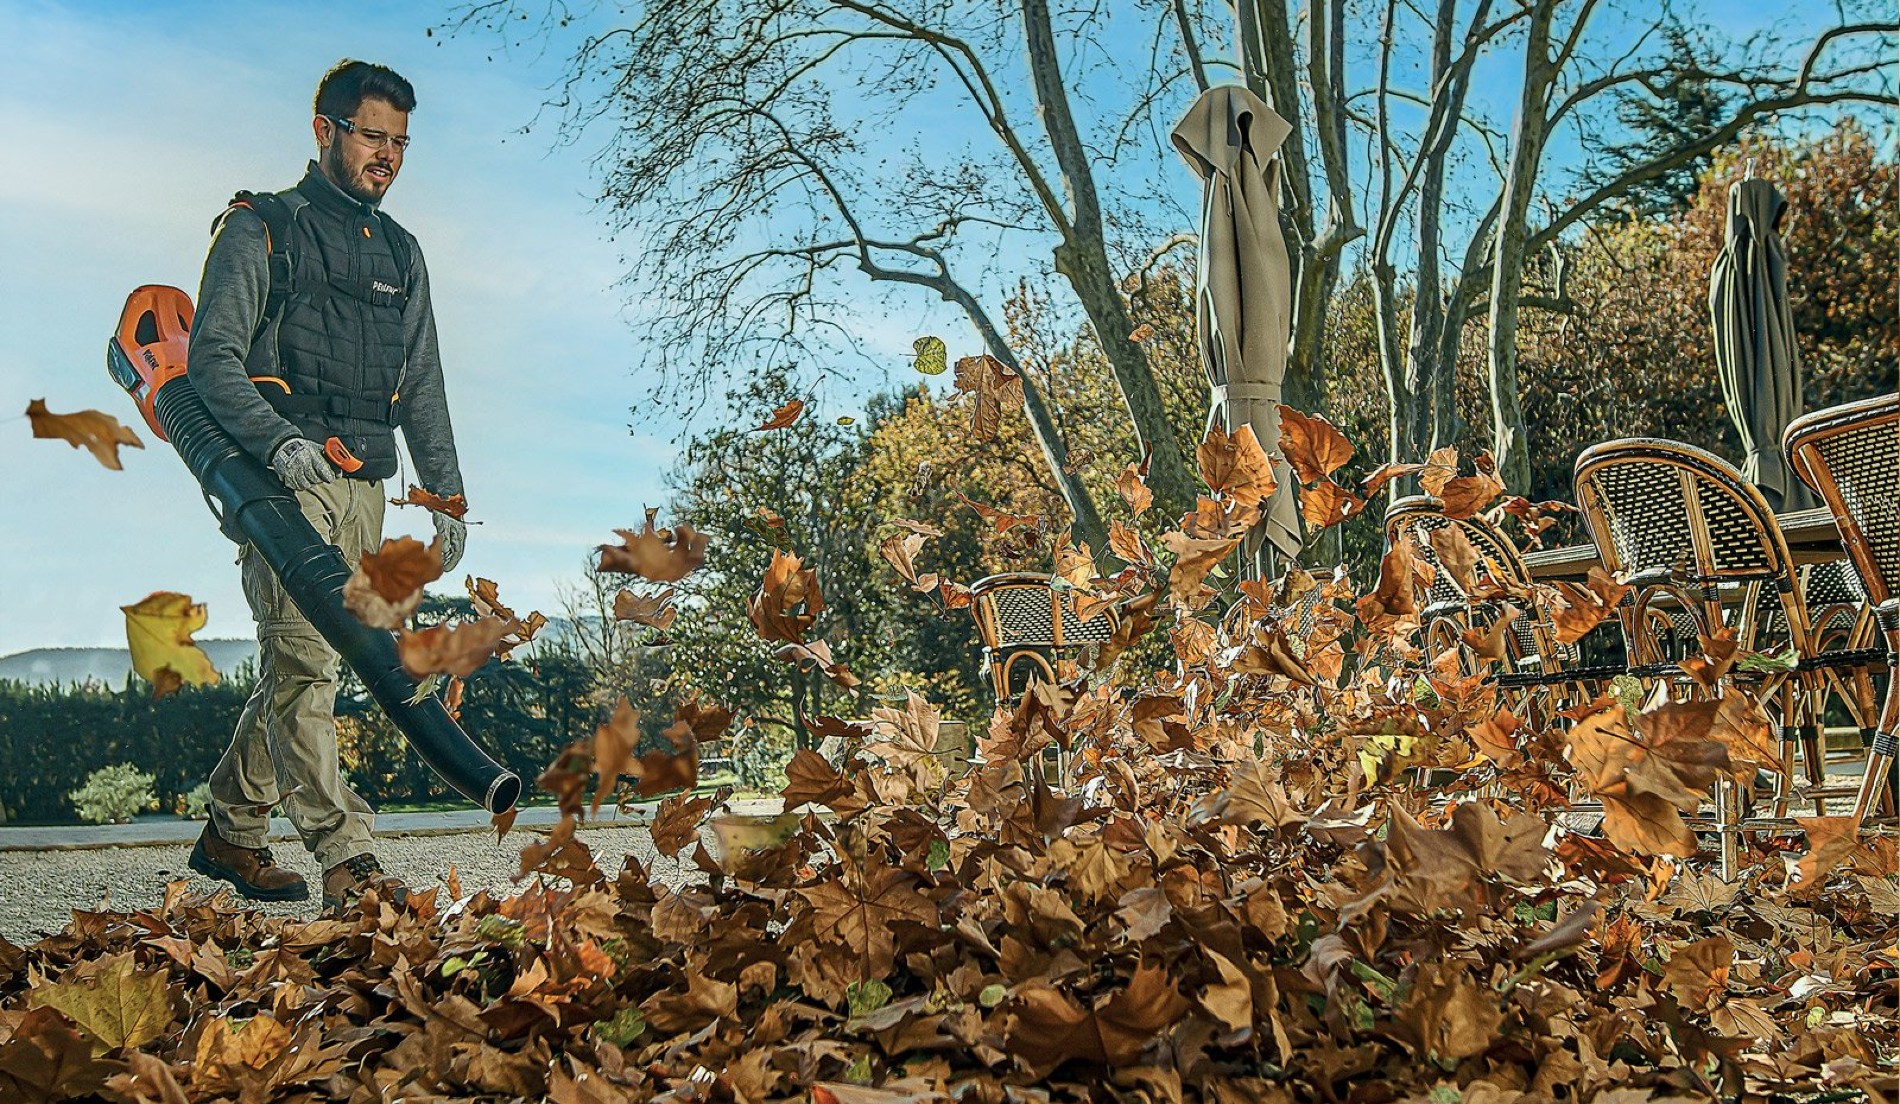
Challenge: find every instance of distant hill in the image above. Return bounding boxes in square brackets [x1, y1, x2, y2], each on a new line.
[0, 640, 259, 690]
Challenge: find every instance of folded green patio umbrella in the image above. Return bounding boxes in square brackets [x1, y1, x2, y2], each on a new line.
[1172, 84, 1302, 576]
[1710, 178, 1811, 512]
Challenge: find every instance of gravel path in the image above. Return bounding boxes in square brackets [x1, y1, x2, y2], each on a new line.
[0, 824, 681, 942]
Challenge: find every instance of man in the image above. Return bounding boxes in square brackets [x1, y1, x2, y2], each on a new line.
[185, 60, 466, 912]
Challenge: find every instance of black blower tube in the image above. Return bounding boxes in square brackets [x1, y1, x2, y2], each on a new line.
[152, 379, 521, 814]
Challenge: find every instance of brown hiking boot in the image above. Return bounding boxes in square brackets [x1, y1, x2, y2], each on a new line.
[322, 854, 407, 912]
[189, 823, 309, 902]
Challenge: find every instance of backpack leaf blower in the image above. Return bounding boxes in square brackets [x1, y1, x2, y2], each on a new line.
[108, 284, 521, 814]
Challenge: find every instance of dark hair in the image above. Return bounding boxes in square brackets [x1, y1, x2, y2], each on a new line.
[313, 60, 416, 118]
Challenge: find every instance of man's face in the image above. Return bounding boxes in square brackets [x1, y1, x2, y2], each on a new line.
[315, 96, 408, 204]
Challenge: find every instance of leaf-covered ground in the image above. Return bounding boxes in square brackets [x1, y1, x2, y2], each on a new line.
[7, 414, 1894, 1104]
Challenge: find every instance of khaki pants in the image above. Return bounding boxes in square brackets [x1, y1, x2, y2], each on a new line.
[209, 478, 383, 871]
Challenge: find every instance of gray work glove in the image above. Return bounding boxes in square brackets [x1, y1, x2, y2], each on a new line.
[433, 512, 467, 573]
[270, 438, 337, 492]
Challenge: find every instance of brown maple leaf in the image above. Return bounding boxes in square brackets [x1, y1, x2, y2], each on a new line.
[1362, 460, 1428, 499]
[1117, 458, 1153, 515]
[753, 398, 805, 431]
[612, 587, 677, 630]
[952, 353, 1024, 441]
[1300, 480, 1365, 529]
[878, 532, 927, 585]
[597, 509, 709, 582]
[1198, 424, 1278, 507]
[1005, 961, 1189, 1076]
[748, 548, 824, 644]
[800, 859, 938, 979]
[1159, 531, 1239, 605]
[649, 794, 713, 854]
[590, 697, 641, 815]
[780, 748, 856, 812]
[387, 485, 469, 518]
[956, 492, 1041, 536]
[774, 638, 860, 688]
[342, 535, 443, 629]
[1276, 405, 1354, 484]
[27, 399, 144, 471]
[396, 617, 513, 677]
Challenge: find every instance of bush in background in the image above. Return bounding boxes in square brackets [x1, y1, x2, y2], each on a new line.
[68, 763, 158, 824]
[177, 781, 213, 820]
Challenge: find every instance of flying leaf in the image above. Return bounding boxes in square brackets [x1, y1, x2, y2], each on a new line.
[1362, 461, 1427, 499]
[1418, 446, 1461, 495]
[1197, 424, 1277, 507]
[343, 536, 443, 629]
[613, 587, 677, 631]
[121, 592, 219, 696]
[591, 697, 641, 815]
[748, 548, 824, 645]
[952, 354, 1025, 441]
[912, 335, 947, 375]
[387, 485, 469, 519]
[1789, 816, 1859, 894]
[465, 576, 545, 660]
[1159, 532, 1239, 605]
[27, 399, 143, 471]
[1117, 460, 1153, 516]
[598, 509, 709, 582]
[1276, 405, 1354, 483]
[878, 532, 927, 585]
[753, 399, 804, 432]
[397, 617, 513, 677]
[1300, 481, 1365, 529]
[956, 492, 1040, 536]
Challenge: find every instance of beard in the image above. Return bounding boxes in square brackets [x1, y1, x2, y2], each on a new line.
[323, 144, 391, 206]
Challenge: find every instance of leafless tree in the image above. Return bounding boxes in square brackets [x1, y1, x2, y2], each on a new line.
[451, 0, 1251, 550]
[1213, 0, 1894, 487]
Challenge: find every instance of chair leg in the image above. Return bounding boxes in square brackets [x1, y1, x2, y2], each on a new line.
[1852, 736, 1894, 823]
[1772, 687, 1801, 819]
[1717, 777, 1741, 882]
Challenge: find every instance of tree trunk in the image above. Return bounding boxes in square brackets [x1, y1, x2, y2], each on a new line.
[941, 277, 1112, 555]
[1022, 0, 1199, 523]
[1487, 0, 1559, 493]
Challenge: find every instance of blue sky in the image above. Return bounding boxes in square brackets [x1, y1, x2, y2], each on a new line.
[0, 0, 932, 656]
[0, 0, 1876, 658]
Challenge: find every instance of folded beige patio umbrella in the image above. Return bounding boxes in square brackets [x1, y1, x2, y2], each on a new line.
[1172, 84, 1302, 575]
[1710, 178, 1811, 512]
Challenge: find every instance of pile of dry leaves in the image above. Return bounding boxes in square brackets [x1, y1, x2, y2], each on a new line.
[3, 408, 1893, 1104]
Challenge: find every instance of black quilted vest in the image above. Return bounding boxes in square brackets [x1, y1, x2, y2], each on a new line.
[235, 165, 413, 480]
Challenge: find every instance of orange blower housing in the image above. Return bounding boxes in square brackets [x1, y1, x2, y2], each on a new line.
[105, 284, 194, 442]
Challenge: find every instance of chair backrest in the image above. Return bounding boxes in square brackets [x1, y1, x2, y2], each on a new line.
[969, 573, 1118, 650]
[1574, 438, 1796, 584]
[1785, 393, 1900, 608]
[1384, 495, 1567, 670]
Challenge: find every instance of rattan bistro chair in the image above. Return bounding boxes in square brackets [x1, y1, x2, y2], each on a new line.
[1785, 393, 1900, 823]
[1384, 497, 1620, 719]
[969, 573, 1120, 703]
[1573, 438, 1879, 871]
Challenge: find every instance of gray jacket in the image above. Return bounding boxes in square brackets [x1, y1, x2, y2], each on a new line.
[186, 163, 464, 498]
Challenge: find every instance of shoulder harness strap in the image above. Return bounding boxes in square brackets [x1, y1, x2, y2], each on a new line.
[373, 209, 415, 296]
[225, 190, 306, 332]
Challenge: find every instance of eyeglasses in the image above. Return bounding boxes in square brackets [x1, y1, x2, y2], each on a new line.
[324, 114, 411, 152]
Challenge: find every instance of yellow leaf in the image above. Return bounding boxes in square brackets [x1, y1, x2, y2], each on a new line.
[120, 592, 219, 696]
[27, 952, 176, 1053]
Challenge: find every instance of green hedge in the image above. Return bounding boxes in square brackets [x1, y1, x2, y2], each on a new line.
[0, 643, 621, 824]
[0, 677, 243, 824]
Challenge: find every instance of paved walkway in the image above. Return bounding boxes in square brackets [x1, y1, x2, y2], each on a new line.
[0, 799, 784, 851]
